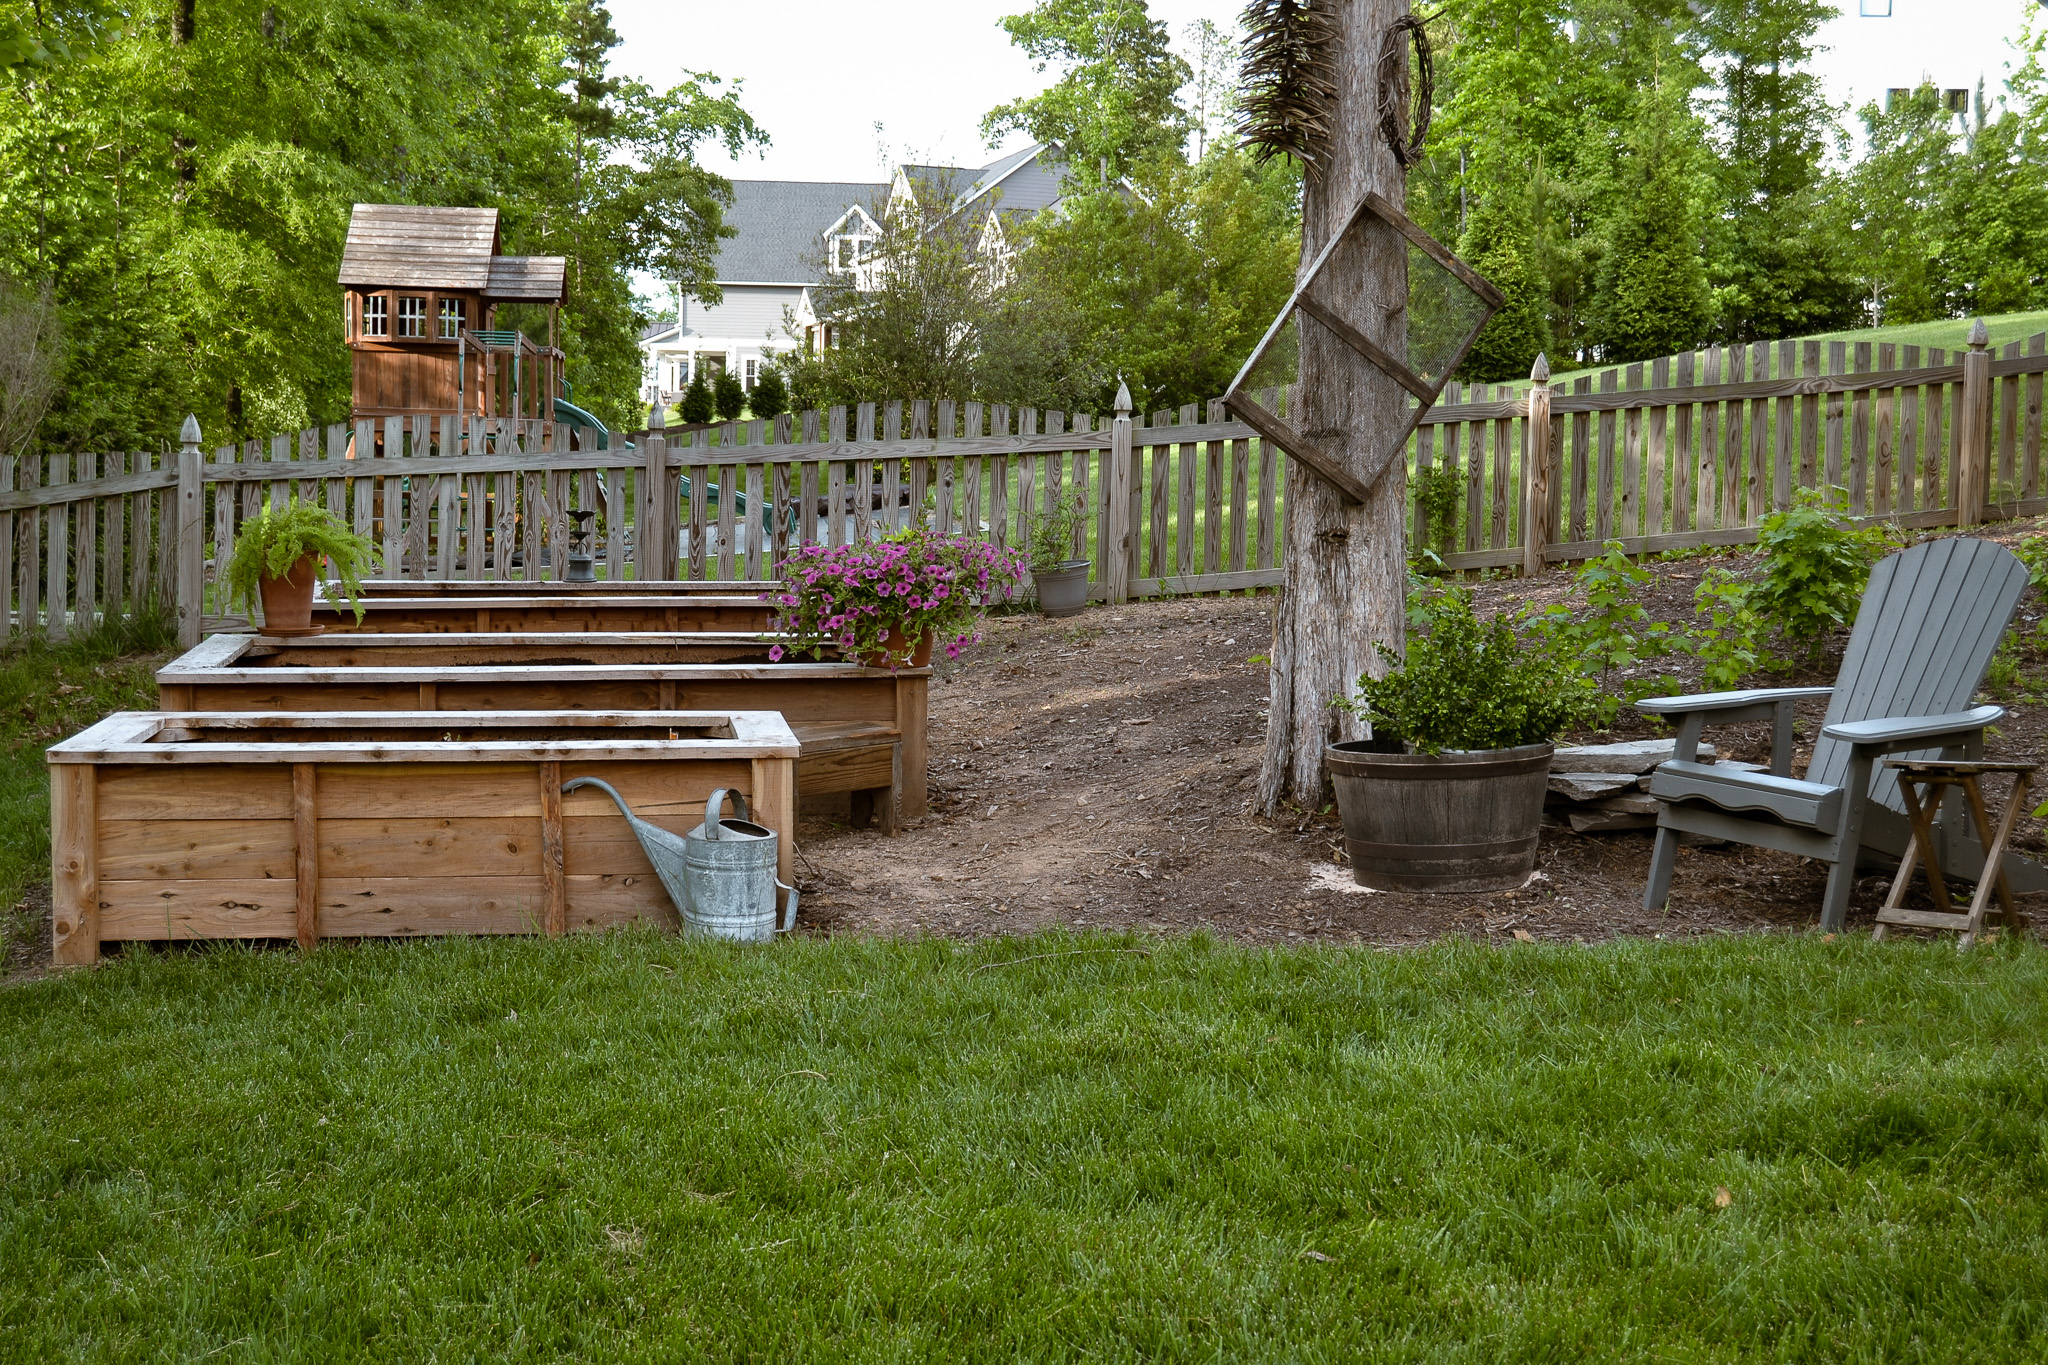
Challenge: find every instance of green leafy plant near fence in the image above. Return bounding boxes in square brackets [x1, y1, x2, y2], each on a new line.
[1528, 543, 1682, 724]
[1746, 490, 1898, 654]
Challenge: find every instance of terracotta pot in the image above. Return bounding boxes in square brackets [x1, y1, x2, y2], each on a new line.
[857, 627, 934, 669]
[257, 554, 323, 637]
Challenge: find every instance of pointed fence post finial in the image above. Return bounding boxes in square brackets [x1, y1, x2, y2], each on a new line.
[1530, 353, 1550, 384]
[180, 414, 202, 446]
[1114, 378, 1132, 418]
[648, 397, 665, 429]
[1969, 318, 1990, 351]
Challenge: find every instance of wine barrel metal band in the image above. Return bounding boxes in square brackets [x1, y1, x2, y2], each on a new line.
[1346, 835, 1541, 860]
[1331, 755, 1551, 780]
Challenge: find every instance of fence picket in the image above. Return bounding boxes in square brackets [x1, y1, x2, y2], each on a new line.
[0, 455, 13, 635]
[1569, 376, 1591, 541]
[1800, 341, 1821, 492]
[1621, 364, 1643, 538]
[1850, 342, 1872, 513]
[1256, 386, 1278, 571]
[1774, 341, 1795, 511]
[1746, 341, 1769, 521]
[1700, 348, 1722, 529]
[1647, 358, 1670, 536]
[1925, 348, 1949, 511]
[2027, 334, 2046, 499]
[2000, 342, 2021, 502]
[18, 453, 38, 636]
[1721, 344, 1744, 527]
[1822, 340, 1845, 493]
[1875, 343, 1897, 516]
[1491, 388, 1512, 550]
[45, 453, 70, 640]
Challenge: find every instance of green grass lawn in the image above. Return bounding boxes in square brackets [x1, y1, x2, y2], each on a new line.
[5, 930, 2048, 1359]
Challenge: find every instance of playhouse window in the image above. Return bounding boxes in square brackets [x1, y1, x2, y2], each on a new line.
[397, 296, 427, 338]
[362, 294, 388, 338]
[438, 297, 467, 339]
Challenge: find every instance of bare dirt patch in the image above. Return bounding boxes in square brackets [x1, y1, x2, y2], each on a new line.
[797, 534, 2048, 946]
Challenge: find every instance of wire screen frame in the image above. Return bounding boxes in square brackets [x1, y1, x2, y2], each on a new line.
[1222, 189, 1505, 505]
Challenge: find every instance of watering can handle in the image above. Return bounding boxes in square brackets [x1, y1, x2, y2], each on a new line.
[703, 788, 750, 841]
[776, 880, 800, 933]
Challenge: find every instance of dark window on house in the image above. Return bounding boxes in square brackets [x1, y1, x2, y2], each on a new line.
[397, 296, 427, 338]
[439, 297, 467, 339]
[1943, 88, 1969, 113]
[363, 294, 388, 338]
[1859, 0, 1891, 15]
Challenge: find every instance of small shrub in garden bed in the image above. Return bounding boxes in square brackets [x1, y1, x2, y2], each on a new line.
[1351, 585, 1594, 752]
[765, 530, 1026, 666]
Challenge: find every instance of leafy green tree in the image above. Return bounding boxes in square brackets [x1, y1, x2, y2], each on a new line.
[1587, 81, 1712, 361]
[0, 0, 760, 449]
[680, 371, 713, 424]
[1005, 146, 1298, 411]
[712, 367, 745, 421]
[981, 0, 1190, 183]
[1842, 86, 1954, 325]
[1456, 194, 1550, 382]
[748, 362, 788, 420]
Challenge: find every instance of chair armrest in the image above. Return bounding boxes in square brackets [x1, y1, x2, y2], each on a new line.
[1821, 706, 2006, 749]
[1640, 687, 1833, 774]
[1637, 687, 1834, 716]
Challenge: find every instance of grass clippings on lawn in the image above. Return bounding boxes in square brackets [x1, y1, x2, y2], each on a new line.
[5, 930, 2048, 1359]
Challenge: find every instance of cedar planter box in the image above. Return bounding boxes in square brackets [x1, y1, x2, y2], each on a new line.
[158, 633, 928, 829]
[312, 594, 776, 634]
[48, 709, 799, 964]
[351, 579, 779, 597]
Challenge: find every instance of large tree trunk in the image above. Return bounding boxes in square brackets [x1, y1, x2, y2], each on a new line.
[1257, 0, 1411, 815]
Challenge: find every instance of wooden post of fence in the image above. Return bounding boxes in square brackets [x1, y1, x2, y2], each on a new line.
[1106, 380, 1134, 604]
[641, 405, 670, 579]
[175, 415, 205, 648]
[1958, 319, 1993, 527]
[1523, 355, 1552, 577]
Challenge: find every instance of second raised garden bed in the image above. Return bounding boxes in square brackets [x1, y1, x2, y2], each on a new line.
[310, 593, 775, 634]
[158, 633, 928, 830]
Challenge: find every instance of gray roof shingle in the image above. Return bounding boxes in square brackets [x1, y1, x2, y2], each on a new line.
[713, 181, 888, 284]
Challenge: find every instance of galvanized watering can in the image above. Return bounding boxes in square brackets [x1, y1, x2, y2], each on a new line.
[561, 779, 797, 942]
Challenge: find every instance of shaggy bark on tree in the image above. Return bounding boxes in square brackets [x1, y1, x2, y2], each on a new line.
[1257, 0, 1411, 814]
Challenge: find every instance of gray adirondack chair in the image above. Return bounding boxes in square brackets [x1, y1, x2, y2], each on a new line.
[1640, 536, 2039, 930]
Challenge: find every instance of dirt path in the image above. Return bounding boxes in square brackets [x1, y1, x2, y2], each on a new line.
[794, 573, 2002, 946]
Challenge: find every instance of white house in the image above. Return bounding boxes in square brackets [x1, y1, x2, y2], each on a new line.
[639, 143, 1077, 409]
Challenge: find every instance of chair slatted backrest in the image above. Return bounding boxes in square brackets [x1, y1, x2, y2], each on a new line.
[1807, 536, 2028, 813]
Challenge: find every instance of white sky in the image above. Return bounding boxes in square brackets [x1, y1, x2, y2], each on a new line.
[606, 0, 1247, 183]
[610, 1, 2043, 183]
[1812, 0, 2041, 120]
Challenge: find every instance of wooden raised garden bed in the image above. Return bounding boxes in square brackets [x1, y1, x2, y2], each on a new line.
[158, 633, 928, 829]
[48, 709, 799, 964]
[312, 593, 775, 634]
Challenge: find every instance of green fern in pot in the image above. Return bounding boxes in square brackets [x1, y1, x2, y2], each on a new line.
[224, 499, 381, 633]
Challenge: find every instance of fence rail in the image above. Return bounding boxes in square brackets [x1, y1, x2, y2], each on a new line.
[3, 324, 2039, 648]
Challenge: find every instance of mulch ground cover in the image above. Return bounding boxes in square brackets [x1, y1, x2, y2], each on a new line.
[799, 526, 2048, 945]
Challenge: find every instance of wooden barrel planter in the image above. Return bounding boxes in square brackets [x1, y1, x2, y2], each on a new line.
[48, 709, 799, 964]
[158, 632, 928, 829]
[1326, 740, 1553, 893]
[311, 594, 775, 634]
[350, 578, 779, 598]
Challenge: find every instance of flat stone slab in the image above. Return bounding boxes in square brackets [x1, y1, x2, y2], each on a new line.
[1548, 771, 1640, 801]
[1568, 807, 1658, 833]
[1552, 738, 1714, 775]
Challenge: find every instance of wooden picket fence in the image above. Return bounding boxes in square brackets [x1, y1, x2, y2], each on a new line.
[0, 322, 2039, 650]
[1423, 325, 2048, 572]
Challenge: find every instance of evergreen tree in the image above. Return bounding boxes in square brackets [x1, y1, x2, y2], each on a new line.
[680, 371, 713, 424]
[713, 368, 745, 421]
[1456, 195, 1550, 383]
[748, 363, 788, 420]
[1693, 0, 1860, 340]
[1589, 85, 1712, 362]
